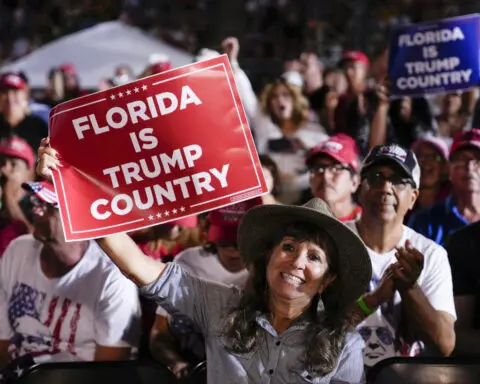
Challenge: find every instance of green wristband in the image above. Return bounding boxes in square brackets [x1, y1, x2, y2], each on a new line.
[357, 297, 376, 316]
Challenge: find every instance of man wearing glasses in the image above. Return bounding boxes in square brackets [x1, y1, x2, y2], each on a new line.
[409, 129, 480, 246]
[346, 144, 456, 367]
[306, 133, 362, 221]
[0, 181, 141, 372]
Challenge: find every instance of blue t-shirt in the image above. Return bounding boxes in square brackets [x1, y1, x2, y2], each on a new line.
[407, 195, 469, 246]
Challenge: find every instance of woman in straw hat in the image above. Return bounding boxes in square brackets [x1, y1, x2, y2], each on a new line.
[37, 139, 372, 383]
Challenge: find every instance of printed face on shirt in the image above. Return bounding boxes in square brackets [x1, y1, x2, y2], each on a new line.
[266, 236, 335, 301]
[309, 156, 359, 208]
[414, 143, 445, 189]
[449, 148, 480, 193]
[269, 83, 294, 121]
[358, 321, 396, 366]
[359, 164, 418, 224]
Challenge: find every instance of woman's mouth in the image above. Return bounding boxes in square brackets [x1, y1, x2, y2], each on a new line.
[281, 272, 305, 286]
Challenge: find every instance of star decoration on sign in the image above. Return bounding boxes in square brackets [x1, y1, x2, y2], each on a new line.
[118, 92, 124, 98]
[148, 215, 154, 221]
[156, 212, 162, 219]
[110, 94, 116, 100]
[172, 208, 178, 214]
[134, 87, 140, 93]
[164, 211, 170, 217]
[180, 206, 186, 212]
[126, 89, 132, 95]
[142, 84, 148, 91]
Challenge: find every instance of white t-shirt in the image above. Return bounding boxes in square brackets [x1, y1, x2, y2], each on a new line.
[156, 246, 248, 360]
[0, 235, 142, 363]
[345, 223, 456, 367]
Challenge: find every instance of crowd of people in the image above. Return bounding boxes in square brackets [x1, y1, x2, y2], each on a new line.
[0, 19, 479, 384]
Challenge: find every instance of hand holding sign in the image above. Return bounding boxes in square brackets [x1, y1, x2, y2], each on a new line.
[47, 55, 267, 241]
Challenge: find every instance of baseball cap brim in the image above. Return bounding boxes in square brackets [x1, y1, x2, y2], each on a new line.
[449, 141, 480, 159]
[21, 182, 58, 205]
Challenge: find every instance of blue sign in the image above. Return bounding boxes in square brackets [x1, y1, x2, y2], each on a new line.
[388, 14, 480, 97]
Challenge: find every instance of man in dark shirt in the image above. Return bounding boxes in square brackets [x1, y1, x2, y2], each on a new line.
[0, 73, 48, 151]
[445, 221, 480, 357]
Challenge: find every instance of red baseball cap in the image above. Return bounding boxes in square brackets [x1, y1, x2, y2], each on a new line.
[207, 197, 263, 243]
[0, 137, 35, 169]
[339, 50, 369, 67]
[22, 181, 58, 205]
[306, 134, 360, 171]
[0, 73, 26, 90]
[60, 63, 77, 76]
[449, 128, 480, 159]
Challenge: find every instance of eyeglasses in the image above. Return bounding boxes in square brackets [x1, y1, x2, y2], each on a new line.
[416, 154, 443, 164]
[450, 157, 480, 169]
[363, 171, 414, 191]
[309, 164, 351, 176]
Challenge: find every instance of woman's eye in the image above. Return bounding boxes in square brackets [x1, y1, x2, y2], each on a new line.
[308, 253, 321, 262]
[282, 243, 295, 252]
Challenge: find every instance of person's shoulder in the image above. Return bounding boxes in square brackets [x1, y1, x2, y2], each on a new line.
[449, 221, 480, 242]
[404, 225, 442, 249]
[1, 234, 39, 270]
[175, 246, 204, 261]
[5, 234, 38, 252]
[80, 241, 133, 282]
[403, 226, 447, 262]
[408, 198, 450, 229]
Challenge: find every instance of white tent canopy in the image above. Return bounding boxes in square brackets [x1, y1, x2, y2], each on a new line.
[0, 21, 194, 89]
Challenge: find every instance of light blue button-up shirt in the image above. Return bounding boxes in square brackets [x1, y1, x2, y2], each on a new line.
[141, 263, 366, 383]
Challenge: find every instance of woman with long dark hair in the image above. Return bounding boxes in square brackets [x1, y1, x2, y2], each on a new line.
[37, 140, 372, 383]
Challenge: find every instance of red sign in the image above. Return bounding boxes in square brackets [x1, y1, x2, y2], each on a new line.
[49, 55, 267, 241]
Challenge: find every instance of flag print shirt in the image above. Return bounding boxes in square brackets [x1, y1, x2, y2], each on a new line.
[0, 235, 142, 362]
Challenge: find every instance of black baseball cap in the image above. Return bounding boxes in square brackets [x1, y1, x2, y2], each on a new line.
[361, 144, 421, 189]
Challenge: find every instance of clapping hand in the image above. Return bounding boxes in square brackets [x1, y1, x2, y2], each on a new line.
[393, 240, 424, 293]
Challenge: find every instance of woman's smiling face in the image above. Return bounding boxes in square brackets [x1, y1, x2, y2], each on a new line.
[266, 236, 335, 301]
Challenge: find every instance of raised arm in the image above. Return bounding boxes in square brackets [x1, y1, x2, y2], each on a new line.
[36, 137, 165, 286]
[96, 233, 165, 286]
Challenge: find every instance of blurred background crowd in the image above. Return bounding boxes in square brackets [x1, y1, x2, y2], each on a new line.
[0, 0, 480, 383]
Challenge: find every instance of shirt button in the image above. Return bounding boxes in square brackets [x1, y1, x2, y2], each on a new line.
[269, 369, 274, 375]
[275, 341, 281, 346]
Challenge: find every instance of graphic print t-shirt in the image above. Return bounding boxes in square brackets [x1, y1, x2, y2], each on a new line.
[346, 223, 456, 367]
[0, 235, 141, 362]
